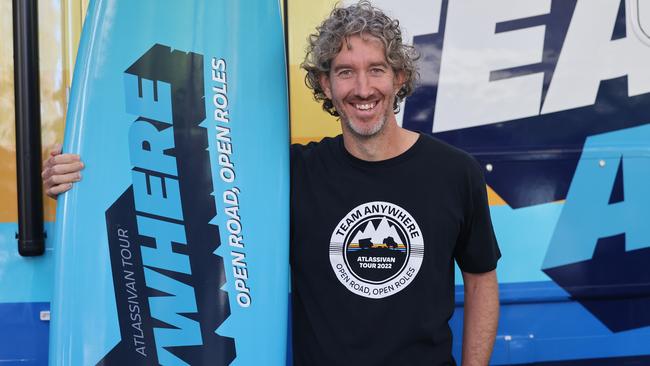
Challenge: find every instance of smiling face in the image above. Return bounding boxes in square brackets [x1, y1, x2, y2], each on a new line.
[320, 35, 404, 139]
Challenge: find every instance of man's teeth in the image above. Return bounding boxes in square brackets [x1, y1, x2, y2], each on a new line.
[355, 102, 375, 110]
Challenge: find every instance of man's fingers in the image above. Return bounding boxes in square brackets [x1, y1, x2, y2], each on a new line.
[46, 183, 73, 198]
[41, 162, 84, 180]
[44, 171, 82, 186]
[43, 153, 80, 170]
[50, 153, 81, 166]
[50, 161, 84, 176]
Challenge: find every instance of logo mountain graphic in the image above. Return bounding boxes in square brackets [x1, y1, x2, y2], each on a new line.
[350, 218, 403, 246]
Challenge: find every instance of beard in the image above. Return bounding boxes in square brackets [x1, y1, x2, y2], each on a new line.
[342, 112, 388, 139]
[333, 96, 395, 139]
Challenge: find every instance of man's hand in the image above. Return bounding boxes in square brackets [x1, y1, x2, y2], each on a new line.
[461, 269, 499, 366]
[41, 144, 84, 198]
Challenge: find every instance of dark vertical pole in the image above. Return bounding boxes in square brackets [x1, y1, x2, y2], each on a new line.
[13, 0, 45, 256]
[284, 0, 291, 136]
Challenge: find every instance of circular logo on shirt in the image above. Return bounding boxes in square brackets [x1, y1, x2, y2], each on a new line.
[329, 201, 424, 299]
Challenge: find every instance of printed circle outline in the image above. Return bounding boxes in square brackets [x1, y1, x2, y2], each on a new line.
[329, 201, 424, 299]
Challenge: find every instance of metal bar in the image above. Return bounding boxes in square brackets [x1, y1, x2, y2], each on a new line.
[284, 0, 291, 131]
[13, 0, 45, 256]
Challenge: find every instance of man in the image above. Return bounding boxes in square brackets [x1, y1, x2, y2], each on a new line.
[43, 2, 500, 365]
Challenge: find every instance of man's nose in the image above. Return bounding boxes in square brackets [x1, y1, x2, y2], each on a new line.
[354, 72, 372, 98]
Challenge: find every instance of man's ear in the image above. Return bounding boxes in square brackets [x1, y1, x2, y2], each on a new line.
[320, 73, 332, 99]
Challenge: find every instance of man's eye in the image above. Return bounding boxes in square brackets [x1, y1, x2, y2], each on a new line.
[338, 70, 352, 77]
[370, 68, 385, 75]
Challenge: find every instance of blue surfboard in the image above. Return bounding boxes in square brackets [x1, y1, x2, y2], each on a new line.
[49, 1, 290, 365]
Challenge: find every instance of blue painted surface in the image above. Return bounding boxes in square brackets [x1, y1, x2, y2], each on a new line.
[0, 223, 53, 365]
[0, 223, 54, 303]
[544, 125, 650, 269]
[455, 201, 564, 286]
[453, 283, 650, 364]
[0, 302, 50, 365]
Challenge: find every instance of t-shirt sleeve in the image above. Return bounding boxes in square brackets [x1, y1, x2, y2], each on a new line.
[453, 158, 501, 273]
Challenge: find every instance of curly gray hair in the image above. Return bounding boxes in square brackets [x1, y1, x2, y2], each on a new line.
[301, 1, 419, 116]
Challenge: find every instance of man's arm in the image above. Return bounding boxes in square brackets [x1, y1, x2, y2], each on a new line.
[461, 269, 499, 366]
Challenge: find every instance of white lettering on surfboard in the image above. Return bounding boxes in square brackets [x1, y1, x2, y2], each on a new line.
[212, 57, 252, 308]
[117, 228, 147, 357]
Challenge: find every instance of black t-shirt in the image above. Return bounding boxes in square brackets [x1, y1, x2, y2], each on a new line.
[290, 134, 500, 366]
